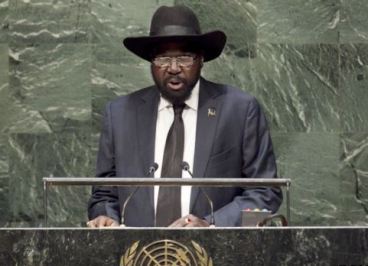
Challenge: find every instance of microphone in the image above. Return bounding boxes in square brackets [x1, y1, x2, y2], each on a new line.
[120, 163, 159, 227]
[181, 161, 215, 227]
[148, 163, 159, 176]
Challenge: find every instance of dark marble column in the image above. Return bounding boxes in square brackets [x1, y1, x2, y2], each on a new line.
[0, 228, 367, 265]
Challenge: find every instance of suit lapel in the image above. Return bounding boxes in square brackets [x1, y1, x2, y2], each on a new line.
[136, 87, 159, 217]
[190, 78, 222, 211]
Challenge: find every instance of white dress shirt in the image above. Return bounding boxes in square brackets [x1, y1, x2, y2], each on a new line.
[154, 80, 199, 217]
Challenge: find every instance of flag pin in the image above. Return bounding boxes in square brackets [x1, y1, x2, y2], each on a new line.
[208, 107, 216, 117]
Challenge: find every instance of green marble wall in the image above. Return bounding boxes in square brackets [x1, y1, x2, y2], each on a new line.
[0, 0, 367, 227]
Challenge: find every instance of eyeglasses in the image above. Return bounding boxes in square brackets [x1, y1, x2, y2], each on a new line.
[152, 55, 198, 68]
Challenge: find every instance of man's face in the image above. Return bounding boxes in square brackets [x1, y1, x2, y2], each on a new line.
[151, 42, 203, 104]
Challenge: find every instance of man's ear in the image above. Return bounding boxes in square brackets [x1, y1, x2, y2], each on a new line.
[200, 56, 204, 67]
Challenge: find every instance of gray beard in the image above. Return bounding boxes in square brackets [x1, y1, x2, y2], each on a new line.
[152, 77, 197, 105]
[156, 84, 194, 105]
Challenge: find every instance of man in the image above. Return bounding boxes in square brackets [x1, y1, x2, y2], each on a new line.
[87, 5, 282, 228]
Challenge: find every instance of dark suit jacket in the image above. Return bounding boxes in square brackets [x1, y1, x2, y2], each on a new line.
[88, 78, 282, 226]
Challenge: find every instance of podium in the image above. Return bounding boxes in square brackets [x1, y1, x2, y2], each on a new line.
[1, 178, 366, 264]
[42, 177, 291, 227]
[0, 227, 367, 265]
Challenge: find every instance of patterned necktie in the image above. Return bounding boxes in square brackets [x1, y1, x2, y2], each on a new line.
[156, 103, 185, 227]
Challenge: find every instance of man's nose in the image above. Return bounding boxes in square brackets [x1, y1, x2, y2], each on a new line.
[167, 58, 181, 73]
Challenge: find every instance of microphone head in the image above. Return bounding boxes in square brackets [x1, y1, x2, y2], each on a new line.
[148, 163, 159, 176]
[181, 161, 190, 171]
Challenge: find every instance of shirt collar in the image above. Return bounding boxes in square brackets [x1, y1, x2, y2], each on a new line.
[158, 79, 200, 111]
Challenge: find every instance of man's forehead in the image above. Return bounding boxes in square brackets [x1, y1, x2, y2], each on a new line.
[154, 41, 200, 55]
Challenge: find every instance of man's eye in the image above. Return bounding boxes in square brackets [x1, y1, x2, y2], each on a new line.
[177, 56, 192, 60]
[155, 57, 170, 64]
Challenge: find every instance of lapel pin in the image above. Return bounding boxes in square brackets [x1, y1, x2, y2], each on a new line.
[208, 107, 216, 117]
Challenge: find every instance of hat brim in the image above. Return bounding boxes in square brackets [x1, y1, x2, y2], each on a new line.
[123, 30, 226, 62]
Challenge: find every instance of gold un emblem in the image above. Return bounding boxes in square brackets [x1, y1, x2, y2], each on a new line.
[120, 239, 213, 266]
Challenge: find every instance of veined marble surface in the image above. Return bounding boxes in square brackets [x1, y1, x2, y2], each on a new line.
[0, 0, 367, 227]
[0, 0, 8, 42]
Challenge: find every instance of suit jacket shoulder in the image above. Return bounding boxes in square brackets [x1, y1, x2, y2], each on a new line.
[199, 78, 262, 119]
[201, 78, 257, 100]
[107, 85, 159, 110]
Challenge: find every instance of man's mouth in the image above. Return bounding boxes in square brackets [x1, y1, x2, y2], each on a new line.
[166, 78, 185, 91]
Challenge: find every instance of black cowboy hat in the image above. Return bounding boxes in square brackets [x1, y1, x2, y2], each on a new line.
[123, 5, 227, 62]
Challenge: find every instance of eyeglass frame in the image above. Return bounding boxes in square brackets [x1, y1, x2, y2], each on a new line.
[151, 54, 200, 68]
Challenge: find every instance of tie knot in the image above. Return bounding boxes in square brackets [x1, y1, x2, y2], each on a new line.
[173, 103, 186, 116]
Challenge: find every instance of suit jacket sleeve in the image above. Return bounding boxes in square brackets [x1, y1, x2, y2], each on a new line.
[87, 102, 121, 222]
[208, 97, 282, 226]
